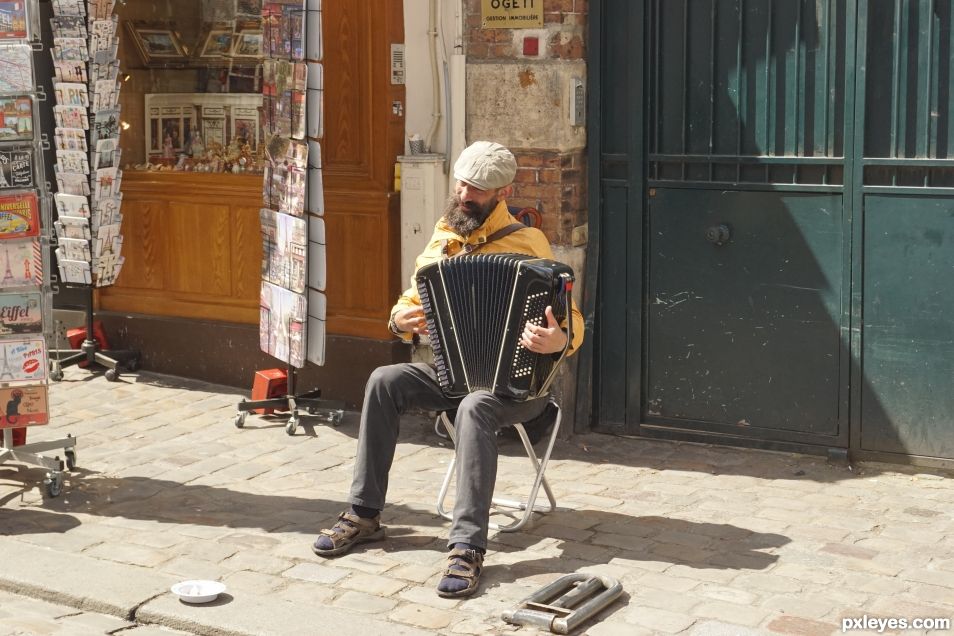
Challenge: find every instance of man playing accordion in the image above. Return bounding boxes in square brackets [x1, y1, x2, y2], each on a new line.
[312, 141, 584, 598]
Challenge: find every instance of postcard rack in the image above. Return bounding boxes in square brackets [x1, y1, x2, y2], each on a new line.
[0, 0, 76, 497]
[234, 0, 343, 435]
[46, 0, 140, 382]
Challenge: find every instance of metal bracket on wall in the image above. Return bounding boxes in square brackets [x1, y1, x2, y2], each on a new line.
[502, 573, 623, 634]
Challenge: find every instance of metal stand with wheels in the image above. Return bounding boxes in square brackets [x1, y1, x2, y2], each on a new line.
[234, 364, 344, 435]
[0, 429, 77, 498]
[48, 286, 140, 382]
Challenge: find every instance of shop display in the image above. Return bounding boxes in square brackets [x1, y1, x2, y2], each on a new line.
[140, 92, 262, 172]
[0, 0, 76, 497]
[235, 0, 341, 433]
[51, 0, 124, 287]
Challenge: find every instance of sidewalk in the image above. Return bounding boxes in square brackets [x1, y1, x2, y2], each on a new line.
[1, 367, 953, 635]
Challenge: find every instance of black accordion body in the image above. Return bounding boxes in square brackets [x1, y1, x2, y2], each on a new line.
[416, 253, 575, 401]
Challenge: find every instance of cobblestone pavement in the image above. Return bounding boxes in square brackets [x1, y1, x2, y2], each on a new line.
[0, 367, 953, 635]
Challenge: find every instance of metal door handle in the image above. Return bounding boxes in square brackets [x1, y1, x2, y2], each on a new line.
[705, 224, 731, 246]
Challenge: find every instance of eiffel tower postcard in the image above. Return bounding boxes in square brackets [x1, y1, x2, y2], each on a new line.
[0, 336, 47, 383]
[0, 237, 41, 287]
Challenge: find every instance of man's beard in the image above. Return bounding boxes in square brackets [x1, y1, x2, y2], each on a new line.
[442, 194, 497, 236]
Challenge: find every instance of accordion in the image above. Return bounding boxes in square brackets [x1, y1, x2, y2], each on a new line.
[416, 253, 574, 401]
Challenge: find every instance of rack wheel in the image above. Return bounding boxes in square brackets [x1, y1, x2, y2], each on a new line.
[44, 472, 65, 498]
[234, 411, 247, 428]
[50, 363, 64, 382]
[105, 368, 119, 382]
[286, 414, 299, 436]
[65, 449, 77, 471]
[331, 410, 344, 427]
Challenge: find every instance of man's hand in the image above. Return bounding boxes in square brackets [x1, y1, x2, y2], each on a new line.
[520, 306, 568, 354]
[393, 306, 429, 336]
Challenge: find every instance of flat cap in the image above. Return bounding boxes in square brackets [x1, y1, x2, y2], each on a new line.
[453, 141, 517, 190]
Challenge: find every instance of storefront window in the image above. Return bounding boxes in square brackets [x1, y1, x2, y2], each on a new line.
[117, 0, 272, 174]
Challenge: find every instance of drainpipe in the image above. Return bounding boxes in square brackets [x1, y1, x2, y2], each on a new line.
[424, 0, 442, 153]
[448, 0, 466, 187]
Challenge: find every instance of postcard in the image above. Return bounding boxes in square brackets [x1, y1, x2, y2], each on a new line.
[0, 146, 33, 190]
[0, 237, 41, 286]
[54, 215, 91, 240]
[307, 213, 326, 291]
[0, 291, 42, 335]
[54, 81, 89, 107]
[0, 2, 29, 40]
[263, 1, 306, 60]
[53, 104, 89, 130]
[92, 137, 120, 170]
[259, 281, 306, 368]
[0, 385, 49, 429]
[55, 171, 90, 196]
[306, 61, 323, 138]
[306, 139, 324, 215]
[57, 257, 91, 285]
[306, 288, 326, 366]
[0, 190, 38, 239]
[93, 252, 123, 287]
[88, 0, 116, 20]
[57, 237, 90, 261]
[51, 37, 89, 62]
[55, 126, 88, 151]
[90, 108, 121, 145]
[53, 60, 87, 83]
[90, 59, 120, 84]
[91, 79, 119, 111]
[89, 16, 118, 54]
[0, 95, 33, 142]
[56, 149, 90, 174]
[53, 193, 90, 218]
[93, 166, 122, 200]
[93, 194, 122, 226]
[265, 161, 305, 217]
[51, 15, 87, 39]
[0, 44, 34, 93]
[305, 2, 321, 61]
[260, 208, 306, 293]
[51, 0, 86, 17]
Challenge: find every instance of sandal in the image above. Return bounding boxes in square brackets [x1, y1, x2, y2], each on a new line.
[436, 547, 483, 598]
[311, 511, 386, 557]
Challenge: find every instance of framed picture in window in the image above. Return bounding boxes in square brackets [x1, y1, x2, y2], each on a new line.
[196, 26, 234, 61]
[125, 22, 188, 66]
[232, 29, 263, 58]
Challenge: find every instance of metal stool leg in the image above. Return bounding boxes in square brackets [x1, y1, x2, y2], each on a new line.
[435, 406, 560, 532]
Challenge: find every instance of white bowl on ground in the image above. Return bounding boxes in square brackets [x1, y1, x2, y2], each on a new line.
[171, 580, 226, 604]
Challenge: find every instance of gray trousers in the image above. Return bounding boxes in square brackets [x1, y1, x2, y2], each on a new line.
[348, 362, 547, 550]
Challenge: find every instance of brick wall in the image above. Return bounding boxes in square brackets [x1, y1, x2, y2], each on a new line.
[510, 150, 585, 246]
[464, 0, 588, 248]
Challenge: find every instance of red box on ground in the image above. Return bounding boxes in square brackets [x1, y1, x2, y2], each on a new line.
[66, 321, 111, 368]
[251, 368, 287, 414]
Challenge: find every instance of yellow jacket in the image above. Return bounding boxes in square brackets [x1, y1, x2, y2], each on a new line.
[390, 200, 585, 354]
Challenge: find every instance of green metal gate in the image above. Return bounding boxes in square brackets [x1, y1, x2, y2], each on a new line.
[587, 0, 954, 462]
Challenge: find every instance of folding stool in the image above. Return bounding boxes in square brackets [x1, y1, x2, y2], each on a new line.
[436, 399, 561, 532]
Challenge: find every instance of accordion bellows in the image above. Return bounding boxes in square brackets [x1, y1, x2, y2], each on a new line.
[416, 253, 575, 401]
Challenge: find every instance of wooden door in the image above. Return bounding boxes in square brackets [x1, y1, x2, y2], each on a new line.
[322, 1, 405, 340]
